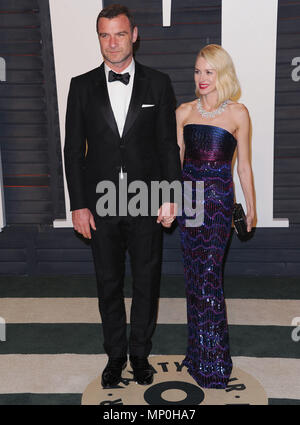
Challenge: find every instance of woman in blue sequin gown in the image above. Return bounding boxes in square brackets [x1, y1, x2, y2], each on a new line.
[176, 45, 255, 389]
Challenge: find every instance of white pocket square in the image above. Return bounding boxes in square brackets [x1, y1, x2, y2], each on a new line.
[142, 104, 155, 108]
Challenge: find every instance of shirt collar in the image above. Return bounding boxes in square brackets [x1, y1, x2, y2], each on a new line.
[104, 58, 135, 81]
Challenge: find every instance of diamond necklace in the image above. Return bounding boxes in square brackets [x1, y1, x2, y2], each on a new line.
[196, 98, 229, 118]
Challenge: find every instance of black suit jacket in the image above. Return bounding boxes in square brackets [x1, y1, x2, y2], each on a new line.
[64, 61, 182, 216]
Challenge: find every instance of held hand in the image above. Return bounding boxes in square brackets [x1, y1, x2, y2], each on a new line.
[157, 203, 178, 228]
[72, 208, 96, 239]
[160, 216, 172, 228]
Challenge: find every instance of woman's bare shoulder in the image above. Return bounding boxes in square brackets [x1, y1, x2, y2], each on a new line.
[228, 101, 250, 126]
[228, 100, 249, 116]
[176, 100, 196, 123]
[226, 101, 250, 139]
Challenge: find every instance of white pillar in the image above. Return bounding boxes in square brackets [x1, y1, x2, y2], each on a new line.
[49, 0, 103, 227]
[0, 149, 6, 232]
[222, 0, 288, 227]
[162, 0, 172, 27]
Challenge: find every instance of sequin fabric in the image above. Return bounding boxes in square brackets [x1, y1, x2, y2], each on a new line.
[177, 124, 237, 389]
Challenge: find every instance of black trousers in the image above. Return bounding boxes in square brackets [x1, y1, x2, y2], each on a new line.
[90, 215, 163, 358]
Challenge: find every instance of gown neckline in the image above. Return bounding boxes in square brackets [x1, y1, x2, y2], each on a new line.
[183, 123, 237, 143]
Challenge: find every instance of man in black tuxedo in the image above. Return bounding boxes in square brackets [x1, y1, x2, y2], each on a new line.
[64, 4, 181, 388]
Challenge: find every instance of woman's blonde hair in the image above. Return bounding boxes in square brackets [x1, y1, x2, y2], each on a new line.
[195, 44, 241, 107]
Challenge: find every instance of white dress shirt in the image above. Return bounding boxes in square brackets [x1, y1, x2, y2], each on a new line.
[104, 59, 135, 179]
[104, 59, 135, 136]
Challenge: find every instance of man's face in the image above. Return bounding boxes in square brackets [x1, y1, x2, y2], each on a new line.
[97, 14, 138, 69]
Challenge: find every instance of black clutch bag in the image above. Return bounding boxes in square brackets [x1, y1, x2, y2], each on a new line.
[232, 203, 248, 239]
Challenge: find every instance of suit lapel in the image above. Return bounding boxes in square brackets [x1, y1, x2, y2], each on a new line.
[93, 63, 119, 137]
[122, 61, 149, 137]
[92, 61, 149, 138]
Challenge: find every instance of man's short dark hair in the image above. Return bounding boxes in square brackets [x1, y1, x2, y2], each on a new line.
[96, 4, 135, 33]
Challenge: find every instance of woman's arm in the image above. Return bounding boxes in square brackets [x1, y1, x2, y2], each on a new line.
[175, 103, 188, 168]
[234, 104, 256, 232]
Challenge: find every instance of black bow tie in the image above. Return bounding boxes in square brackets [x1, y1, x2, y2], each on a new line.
[108, 70, 130, 85]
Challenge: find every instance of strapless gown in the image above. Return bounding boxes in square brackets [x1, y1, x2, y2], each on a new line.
[177, 124, 237, 389]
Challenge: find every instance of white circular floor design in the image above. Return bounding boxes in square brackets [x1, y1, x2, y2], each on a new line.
[82, 355, 268, 405]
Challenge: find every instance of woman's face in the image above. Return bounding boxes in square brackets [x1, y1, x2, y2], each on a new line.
[194, 56, 217, 96]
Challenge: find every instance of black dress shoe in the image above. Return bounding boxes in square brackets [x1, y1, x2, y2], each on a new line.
[129, 356, 154, 385]
[101, 357, 127, 388]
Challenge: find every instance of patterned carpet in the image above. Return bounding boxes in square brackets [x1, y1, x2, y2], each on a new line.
[0, 275, 299, 405]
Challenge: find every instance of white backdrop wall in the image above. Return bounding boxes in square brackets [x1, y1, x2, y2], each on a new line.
[0, 56, 6, 231]
[0, 149, 6, 231]
[49, 0, 104, 227]
[222, 0, 288, 227]
[50, 0, 289, 228]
